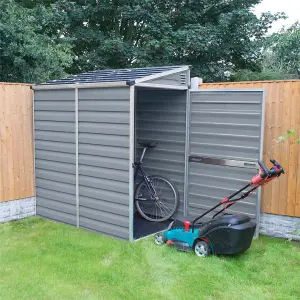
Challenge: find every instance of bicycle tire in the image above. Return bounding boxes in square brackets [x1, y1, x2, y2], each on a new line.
[134, 175, 178, 222]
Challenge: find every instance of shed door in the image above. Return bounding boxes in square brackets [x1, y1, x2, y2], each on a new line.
[187, 90, 264, 222]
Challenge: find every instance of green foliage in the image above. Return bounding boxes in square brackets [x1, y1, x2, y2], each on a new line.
[1, 0, 285, 83]
[232, 69, 289, 81]
[265, 22, 300, 75]
[233, 22, 300, 81]
[0, 0, 73, 83]
[276, 129, 300, 144]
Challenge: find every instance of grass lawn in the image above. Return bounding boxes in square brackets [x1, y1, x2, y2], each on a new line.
[1, 217, 300, 300]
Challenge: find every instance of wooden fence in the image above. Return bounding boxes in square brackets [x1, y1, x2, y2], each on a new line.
[1, 80, 299, 218]
[0, 83, 35, 202]
[200, 80, 300, 217]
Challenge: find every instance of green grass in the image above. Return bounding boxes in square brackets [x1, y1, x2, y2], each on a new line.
[1, 217, 300, 300]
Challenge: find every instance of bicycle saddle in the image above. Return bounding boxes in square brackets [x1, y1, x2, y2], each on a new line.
[138, 141, 158, 148]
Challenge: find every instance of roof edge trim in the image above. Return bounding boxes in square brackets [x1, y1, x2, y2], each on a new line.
[32, 81, 128, 90]
[135, 83, 188, 90]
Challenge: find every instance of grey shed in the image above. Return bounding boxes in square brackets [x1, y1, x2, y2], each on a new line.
[32, 65, 265, 241]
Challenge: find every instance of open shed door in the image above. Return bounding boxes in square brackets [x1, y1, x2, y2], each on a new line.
[187, 90, 264, 225]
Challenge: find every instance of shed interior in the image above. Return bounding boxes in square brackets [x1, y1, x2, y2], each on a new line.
[133, 87, 187, 239]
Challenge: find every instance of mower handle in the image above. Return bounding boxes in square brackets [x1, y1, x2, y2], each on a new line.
[252, 159, 284, 186]
[270, 159, 285, 175]
[258, 160, 269, 178]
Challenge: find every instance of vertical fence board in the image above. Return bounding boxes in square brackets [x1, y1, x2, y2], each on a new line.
[277, 82, 287, 216]
[287, 82, 299, 216]
[295, 83, 300, 216]
[271, 82, 282, 213]
[0, 83, 34, 202]
[200, 80, 300, 217]
[263, 83, 274, 213]
[0, 86, 4, 200]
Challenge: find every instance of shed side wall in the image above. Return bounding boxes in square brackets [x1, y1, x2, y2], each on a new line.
[78, 87, 130, 240]
[34, 89, 76, 225]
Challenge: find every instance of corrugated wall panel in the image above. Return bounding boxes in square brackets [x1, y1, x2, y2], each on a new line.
[35, 140, 75, 154]
[78, 87, 130, 240]
[79, 165, 129, 182]
[188, 90, 263, 219]
[36, 187, 75, 205]
[136, 89, 187, 218]
[36, 206, 76, 225]
[190, 91, 262, 161]
[34, 89, 76, 224]
[79, 133, 129, 147]
[35, 131, 75, 143]
[35, 169, 75, 185]
[79, 217, 129, 239]
[35, 150, 75, 164]
[80, 186, 129, 206]
[79, 154, 128, 171]
[34, 101, 74, 111]
[200, 81, 300, 218]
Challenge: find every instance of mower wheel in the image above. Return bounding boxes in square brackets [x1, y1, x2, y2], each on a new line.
[154, 232, 166, 246]
[194, 240, 210, 257]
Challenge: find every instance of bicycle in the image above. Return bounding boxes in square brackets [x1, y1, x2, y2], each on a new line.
[134, 141, 179, 222]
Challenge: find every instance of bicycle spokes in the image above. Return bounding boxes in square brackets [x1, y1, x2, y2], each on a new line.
[135, 176, 178, 222]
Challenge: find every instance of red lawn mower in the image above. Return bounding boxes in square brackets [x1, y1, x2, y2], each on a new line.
[154, 159, 285, 257]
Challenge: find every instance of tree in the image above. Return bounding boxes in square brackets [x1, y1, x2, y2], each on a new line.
[233, 22, 300, 81]
[2, 0, 284, 82]
[0, 0, 73, 83]
[63, 0, 283, 81]
[264, 22, 300, 76]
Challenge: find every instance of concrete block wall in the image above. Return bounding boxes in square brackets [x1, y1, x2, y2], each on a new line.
[260, 213, 300, 241]
[0, 197, 36, 223]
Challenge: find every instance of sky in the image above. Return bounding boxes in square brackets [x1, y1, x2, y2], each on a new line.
[255, 0, 299, 33]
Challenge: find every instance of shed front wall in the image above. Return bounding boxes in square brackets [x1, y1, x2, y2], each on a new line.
[78, 87, 130, 239]
[34, 89, 77, 225]
[34, 86, 131, 240]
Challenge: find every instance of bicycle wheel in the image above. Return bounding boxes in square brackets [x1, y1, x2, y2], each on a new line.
[135, 176, 178, 222]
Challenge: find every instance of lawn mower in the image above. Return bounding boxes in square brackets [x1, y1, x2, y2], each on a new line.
[154, 159, 285, 257]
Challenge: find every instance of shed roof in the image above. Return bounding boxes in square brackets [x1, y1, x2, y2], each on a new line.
[44, 66, 185, 85]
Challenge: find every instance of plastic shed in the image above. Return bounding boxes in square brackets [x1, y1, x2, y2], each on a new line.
[32, 66, 265, 241]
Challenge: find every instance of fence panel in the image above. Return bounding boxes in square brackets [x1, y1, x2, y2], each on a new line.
[0, 83, 34, 202]
[200, 80, 300, 217]
[1, 80, 299, 217]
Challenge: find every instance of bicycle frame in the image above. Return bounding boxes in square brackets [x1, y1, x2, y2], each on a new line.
[134, 154, 158, 201]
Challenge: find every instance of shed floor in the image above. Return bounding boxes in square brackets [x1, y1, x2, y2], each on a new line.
[133, 213, 170, 240]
